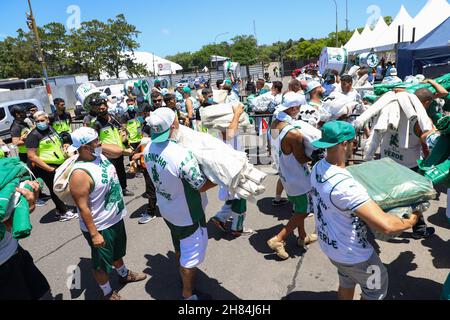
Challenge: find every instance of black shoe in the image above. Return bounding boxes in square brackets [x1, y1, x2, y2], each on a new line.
[142, 192, 151, 199]
[272, 198, 289, 207]
[412, 227, 435, 240]
[123, 189, 135, 197]
[40, 193, 51, 201]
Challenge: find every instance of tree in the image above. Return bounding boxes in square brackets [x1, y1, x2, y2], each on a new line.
[40, 23, 71, 75]
[102, 14, 146, 79]
[0, 14, 147, 80]
[230, 35, 258, 65]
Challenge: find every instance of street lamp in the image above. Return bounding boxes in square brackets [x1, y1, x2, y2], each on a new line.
[27, 0, 55, 113]
[214, 32, 229, 71]
[332, 0, 339, 47]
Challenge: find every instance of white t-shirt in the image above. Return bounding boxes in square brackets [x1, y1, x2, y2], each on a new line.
[380, 112, 433, 169]
[144, 140, 208, 227]
[72, 155, 127, 232]
[337, 87, 362, 104]
[0, 231, 18, 266]
[310, 159, 373, 265]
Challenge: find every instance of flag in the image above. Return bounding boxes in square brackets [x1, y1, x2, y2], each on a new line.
[259, 118, 269, 136]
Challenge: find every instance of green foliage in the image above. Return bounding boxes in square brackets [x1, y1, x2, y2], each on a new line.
[166, 16, 392, 67]
[0, 14, 147, 80]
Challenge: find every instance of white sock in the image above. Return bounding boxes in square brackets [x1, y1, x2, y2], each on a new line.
[100, 282, 112, 296]
[116, 265, 129, 278]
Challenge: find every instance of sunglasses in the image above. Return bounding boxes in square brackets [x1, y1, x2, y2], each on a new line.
[153, 99, 163, 103]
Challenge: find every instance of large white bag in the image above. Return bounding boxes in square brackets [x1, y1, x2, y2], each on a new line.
[173, 126, 266, 199]
[292, 120, 322, 158]
[53, 155, 79, 207]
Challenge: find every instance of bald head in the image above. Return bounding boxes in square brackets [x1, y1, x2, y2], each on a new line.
[415, 88, 435, 109]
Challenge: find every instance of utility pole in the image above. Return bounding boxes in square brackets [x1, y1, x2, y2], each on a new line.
[346, 0, 349, 42]
[332, 0, 339, 47]
[214, 32, 229, 73]
[27, 0, 55, 113]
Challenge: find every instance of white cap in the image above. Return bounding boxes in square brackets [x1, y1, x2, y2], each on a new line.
[68, 127, 99, 154]
[305, 81, 322, 94]
[75, 101, 82, 106]
[145, 107, 176, 143]
[276, 92, 306, 113]
[389, 68, 398, 76]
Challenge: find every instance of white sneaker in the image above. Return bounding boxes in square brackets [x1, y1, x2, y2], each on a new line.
[138, 213, 157, 225]
[59, 211, 78, 222]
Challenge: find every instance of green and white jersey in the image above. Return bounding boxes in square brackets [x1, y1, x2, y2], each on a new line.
[380, 112, 433, 169]
[71, 155, 127, 232]
[144, 140, 208, 227]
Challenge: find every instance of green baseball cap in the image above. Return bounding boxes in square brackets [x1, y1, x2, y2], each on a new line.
[312, 121, 356, 149]
[183, 86, 191, 94]
[146, 108, 176, 143]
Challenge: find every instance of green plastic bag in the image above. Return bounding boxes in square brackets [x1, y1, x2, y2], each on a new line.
[347, 158, 437, 210]
[374, 73, 450, 98]
[436, 116, 450, 135]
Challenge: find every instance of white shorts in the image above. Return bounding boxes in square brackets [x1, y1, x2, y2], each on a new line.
[179, 227, 208, 269]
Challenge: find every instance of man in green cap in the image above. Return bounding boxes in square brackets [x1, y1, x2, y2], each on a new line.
[143, 108, 217, 300]
[310, 121, 420, 300]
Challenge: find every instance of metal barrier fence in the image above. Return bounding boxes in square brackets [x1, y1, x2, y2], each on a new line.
[66, 114, 367, 165]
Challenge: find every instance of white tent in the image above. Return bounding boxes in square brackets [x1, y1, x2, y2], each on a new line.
[100, 51, 183, 80]
[346, 0, 450, 54]
[412, 0, 450, 41]
[356, 17, 389, 54]
[348, 23, 373, 54]
[373, 5, 414, 52]
[344, 29, 361, 52]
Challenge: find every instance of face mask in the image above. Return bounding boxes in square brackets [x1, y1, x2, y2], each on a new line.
[128, 106, 136, 112]
[208, 98, 215, 104]
[37, 123, 48, 131]
[91, 147, 102, 158]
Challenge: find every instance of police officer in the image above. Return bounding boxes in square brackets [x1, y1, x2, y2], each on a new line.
[90, 98, 134, 197]
[10, 105, 32, 164]
[50, 98, 72, 135]
[120, 101, 143, 153]
[26, 111, 78, 222]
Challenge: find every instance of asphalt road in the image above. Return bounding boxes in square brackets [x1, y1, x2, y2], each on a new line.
[21, 165, 449, 301]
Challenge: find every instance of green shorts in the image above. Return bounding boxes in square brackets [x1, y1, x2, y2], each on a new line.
[164, 217, 207, 253]
[288, 194, 308, 214]
[82, 220, 127, 274]
[226, 199, 247, 214]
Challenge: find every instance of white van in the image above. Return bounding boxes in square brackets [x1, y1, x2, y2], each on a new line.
[0, 99, 44, 141]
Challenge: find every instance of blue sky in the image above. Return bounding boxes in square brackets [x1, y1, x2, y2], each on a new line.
[0, 0, 430, 57]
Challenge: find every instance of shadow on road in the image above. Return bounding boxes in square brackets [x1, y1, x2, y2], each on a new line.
[281, 251, 443, 300]
[387, 251, 443, 300]
[248, 224, 306, 260]
[257, 197, 293, 221]
[69, 257, 104, 300]
[129, 204, 162, 220]
[428, 207, 450, 230]
[39, 209, 59, 224]
[143, 252, 240, 300]
[421, 235, 450, 269]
